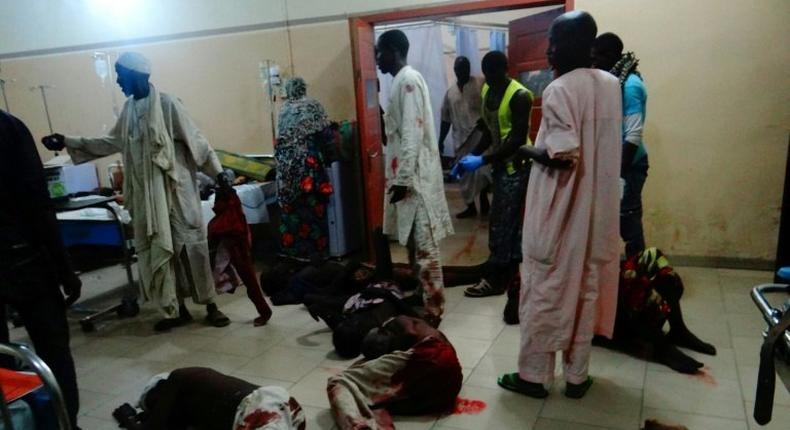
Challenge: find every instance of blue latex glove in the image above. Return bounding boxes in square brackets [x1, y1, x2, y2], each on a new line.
[450, 163, 464, 180]
[459, 155, 484, 172]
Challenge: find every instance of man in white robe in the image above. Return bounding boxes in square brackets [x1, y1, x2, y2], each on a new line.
[43, 52, 231, 331]
[438, 56, 490, 219]
[497, 11, 621, 399]
[377, 30, 453, 326]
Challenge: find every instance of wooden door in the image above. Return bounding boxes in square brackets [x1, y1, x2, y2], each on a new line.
[508, 7, 566, 142]
[350, 18, 385, 258]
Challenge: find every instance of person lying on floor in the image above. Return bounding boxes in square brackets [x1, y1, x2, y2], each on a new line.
[327, 316, 463, 430]
[113, 367, 305, 430]
[595, 247, 717, 374]
[306, 276, 421, 358]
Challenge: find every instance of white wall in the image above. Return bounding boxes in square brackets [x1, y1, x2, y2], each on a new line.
[0, 0, 479, 57]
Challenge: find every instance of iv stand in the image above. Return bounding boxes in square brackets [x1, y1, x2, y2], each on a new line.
[0, 78, 10, 112]
[30, 84, 57, 154]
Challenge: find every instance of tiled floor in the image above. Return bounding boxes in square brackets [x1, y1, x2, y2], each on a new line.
[7, 186, 786, 429]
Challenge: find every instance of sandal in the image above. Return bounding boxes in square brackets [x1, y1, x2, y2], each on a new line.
[564, 377, 593, 399]
[205, 303, 231, 327]
[497, 373, 548, 398]
[465, 279, 505, 297]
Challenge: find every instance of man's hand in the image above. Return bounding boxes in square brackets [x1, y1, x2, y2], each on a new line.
[459, 155, 483, 172]
[42, 133, 66, 151]
[388, 185, 408, 204]
[60, 270, 82, 307]
[514, 145, 534, 165]
[450, 163, 464, 180]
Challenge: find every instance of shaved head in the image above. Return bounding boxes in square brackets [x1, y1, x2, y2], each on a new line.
[547, 10, 597, 76]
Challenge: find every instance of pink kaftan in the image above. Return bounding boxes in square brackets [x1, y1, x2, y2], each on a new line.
[518, 68, 622, 378]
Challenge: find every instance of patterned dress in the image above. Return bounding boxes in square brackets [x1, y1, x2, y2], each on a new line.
[275, 78, 334, 260]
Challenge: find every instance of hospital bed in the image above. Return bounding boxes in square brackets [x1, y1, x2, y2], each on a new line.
[751, 267, 790, 425]
[55, 195, 139, 332]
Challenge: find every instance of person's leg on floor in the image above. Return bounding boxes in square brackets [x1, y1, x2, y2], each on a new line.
[409, 206, 444, 326]
[327, 352, 411, 430]
[227, 239, 272, 326]
[19, 290, 80, 428]
[657, 274, 716, 355]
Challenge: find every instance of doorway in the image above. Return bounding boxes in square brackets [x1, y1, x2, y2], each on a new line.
[350, 0, 573, 259]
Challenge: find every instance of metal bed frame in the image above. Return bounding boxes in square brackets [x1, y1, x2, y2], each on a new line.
[0, 343, 71, 430]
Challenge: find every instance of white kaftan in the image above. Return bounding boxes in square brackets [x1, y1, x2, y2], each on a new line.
[383, 66, 453, 246]
[518, 69, 622, 384]
[440, 76, 492, 205]
[382, 66, 453, 319]
[65, 84, 223, 318]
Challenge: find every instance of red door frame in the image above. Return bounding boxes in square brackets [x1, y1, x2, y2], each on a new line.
[350, 0, 573, 259]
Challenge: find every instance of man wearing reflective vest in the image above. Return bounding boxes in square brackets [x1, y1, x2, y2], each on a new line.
[455, 51, 533, 299]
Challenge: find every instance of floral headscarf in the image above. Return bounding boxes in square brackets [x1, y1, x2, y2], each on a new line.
[277, 78, 329, 145]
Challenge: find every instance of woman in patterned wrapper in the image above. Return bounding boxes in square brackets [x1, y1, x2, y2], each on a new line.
[275, 77, 335, 261]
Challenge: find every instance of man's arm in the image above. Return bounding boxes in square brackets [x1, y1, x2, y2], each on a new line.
[438, 92, 451, 153]
[470, 119, 492, 155]
[621, 110, 643, 175]
[481, 90, 532, 165]
[438, 121, 451, 154]
[518, 85, 578, 170]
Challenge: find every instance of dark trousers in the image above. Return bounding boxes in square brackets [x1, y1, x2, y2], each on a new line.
[0, 264, 79, 428]
[621, 157, 649, 257]
[488, 165, 530, 266]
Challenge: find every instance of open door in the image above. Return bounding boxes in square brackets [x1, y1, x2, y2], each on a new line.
[508, 7, 566, 142]
[350, 18, 385, 259]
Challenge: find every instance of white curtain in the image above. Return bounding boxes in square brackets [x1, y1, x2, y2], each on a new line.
[489, 30, 506, 53]
[455, 26, 481, 77]
[377, 24, 448, 153]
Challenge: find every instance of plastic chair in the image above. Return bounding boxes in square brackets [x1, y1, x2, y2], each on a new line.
[0, 343, 71, 430]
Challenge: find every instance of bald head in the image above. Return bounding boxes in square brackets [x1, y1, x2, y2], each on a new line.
[547, 10, 597, 76]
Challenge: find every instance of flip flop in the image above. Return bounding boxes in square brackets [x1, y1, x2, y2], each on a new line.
[497, 373, 548, 398]
[564, 377, 593, 399]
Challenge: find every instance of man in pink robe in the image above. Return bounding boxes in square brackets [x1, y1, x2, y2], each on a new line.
[497, 10, 622, 399]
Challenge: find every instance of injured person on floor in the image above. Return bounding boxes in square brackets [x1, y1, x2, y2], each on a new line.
[327, 315, 463, 430]
[113, 367, 305, 430]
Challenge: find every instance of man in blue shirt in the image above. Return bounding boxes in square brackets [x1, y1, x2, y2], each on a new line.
[593, 33, 649, 257]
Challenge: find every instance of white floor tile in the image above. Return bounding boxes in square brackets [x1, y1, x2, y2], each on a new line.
[445, 334, 492, 368]
[732, 336, 763, 367]
[644, 370, 745, 420]
[437, 385, 542, 430]
[289, 366, 344, 409]
[533, 418, 612, 430]
[745, 401, 790, 430]
[643, 407, 748, 430]
[540, 378, 642, 430]
[440, 313, 505, 341]
[303, 406, 337, 430]
[237, 345, 327, 382]
[737, 365, 790, 406]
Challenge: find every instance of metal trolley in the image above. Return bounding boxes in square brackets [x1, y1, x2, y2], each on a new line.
[751, 268, 790, 425]
[0, 343, 71, 430]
